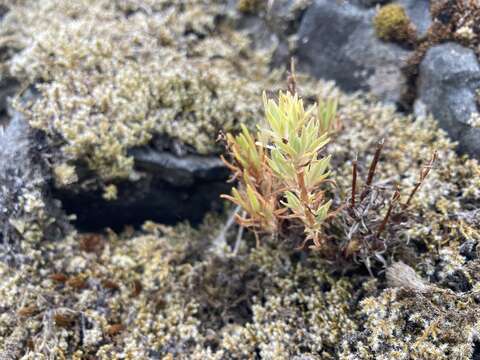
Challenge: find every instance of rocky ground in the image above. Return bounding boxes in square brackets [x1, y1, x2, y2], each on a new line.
[0, 0, 480, 359]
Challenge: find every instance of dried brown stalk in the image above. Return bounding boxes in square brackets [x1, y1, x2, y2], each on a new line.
[287, 58, 297, 95]
[404, 150, 437, 207]
[351, 157, 358, 208]
[376, 188, 401, 238]
[361, 139, 384, 201]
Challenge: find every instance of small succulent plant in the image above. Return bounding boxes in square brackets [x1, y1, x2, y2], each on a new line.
[222, 89, 338, 250]
[222, 82, 435, 269]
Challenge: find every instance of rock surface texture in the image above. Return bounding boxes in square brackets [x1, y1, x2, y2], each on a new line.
[416, 43, 480, 158]
[296, 0, 430, 105]
[294, 0, 480, 159]
[297, 0, 408, 104]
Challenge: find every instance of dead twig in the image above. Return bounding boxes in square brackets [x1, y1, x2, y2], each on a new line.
[404, 150, 437, 207]
[361, 139, 385, 201]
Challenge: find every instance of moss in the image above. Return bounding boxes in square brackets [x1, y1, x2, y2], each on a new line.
[373, 4, 416, 44]
[342, 288, 480, 359]
[53, 163, 78, 188]
[237, 0, 263, 14]
[189, 255, 270, 331]
[1, 80, 479, 357]
[102, 184, 118, 201]
[1, 2, 480, 357]
[2, 0, 271, 187]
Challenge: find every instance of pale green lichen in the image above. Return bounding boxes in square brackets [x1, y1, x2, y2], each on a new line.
[342, 287, 480, 359]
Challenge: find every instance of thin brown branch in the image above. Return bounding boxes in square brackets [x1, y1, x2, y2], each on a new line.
[361, 139, 385, 201]
[366, 139, 384, 187]
[405, 150, 437, 207]
[351, 157, 358, 208]
[376, 188, 401, 238]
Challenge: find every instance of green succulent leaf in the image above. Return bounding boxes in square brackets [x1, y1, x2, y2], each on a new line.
[282, 191, 302, 212]
[315, 199, 332, 223]
[306, 155, 331, 188]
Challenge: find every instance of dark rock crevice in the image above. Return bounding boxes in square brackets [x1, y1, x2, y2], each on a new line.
[53, 146, 230, 231]
[1, 108, 231, 241]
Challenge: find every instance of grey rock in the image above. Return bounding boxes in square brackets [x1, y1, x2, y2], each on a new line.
[130, 147, 227, 187]
[296, 0, 410, 104]
[235, 13, 280, 52]
[267, 0, 310, 35]
[0, 4, 7, 19]
[295, 0, 431, 104]
[0, 110, 69, 261]
[349, 0, 389, 8]
[416, 43, 480, 158]
[0, 77, 19, 125]
[226, 0, 276, 51]
[397, 0, 431, 37]
[350, 0, 431, 34]
[230, 0, 311, 67]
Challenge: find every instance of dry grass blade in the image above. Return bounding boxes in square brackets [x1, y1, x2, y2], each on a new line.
[405, 150, 437, 207]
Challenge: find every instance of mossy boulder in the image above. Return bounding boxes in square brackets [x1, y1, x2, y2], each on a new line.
[296, 0, 411, 105]
[1, 0, 273, 180]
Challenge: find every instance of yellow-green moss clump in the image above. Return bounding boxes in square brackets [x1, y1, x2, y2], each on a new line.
[1, 0, 272, 184]
[374, 4, 416, 44]
[237, 0, 263, 14]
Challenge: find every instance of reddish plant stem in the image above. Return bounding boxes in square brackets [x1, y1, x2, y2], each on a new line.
[376, 189, 400, 238]
[361, 139, 384, 201]
[351, 158, 358, 208]
[296, 170, 316, 227]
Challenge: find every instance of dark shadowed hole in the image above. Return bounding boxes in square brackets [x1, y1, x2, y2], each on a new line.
[54, 177, 229, 231]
